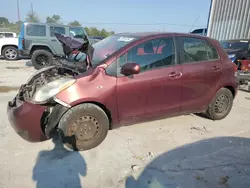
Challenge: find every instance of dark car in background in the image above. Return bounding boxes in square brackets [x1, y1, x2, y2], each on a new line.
[220, 39, 250, 65]
[220, 39, 250, 90]
[8, 32, 238, 151]
[89, 36, 105, 40]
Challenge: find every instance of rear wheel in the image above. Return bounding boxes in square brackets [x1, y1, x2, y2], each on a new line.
[205, 88, 234, 120]
[31, 49, 53, 70]
[3, 46, 19, 60]
[58, 103, 109, 151]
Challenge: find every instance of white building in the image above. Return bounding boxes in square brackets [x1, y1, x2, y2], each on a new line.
[207, 0, 250, 40]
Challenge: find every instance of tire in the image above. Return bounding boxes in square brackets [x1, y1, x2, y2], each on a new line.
[2, 46, 19, 61]
[58, 103, 109, 151]
[205, 88, 234, 120]
[31, 49, 53, 70]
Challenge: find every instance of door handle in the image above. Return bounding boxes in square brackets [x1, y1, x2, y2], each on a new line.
[51, 39, 57, 42]
[168, 72, 183, 79]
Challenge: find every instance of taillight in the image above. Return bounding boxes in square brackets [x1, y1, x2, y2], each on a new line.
[234, 63, 238, 77]
[22, 38, 25, 48]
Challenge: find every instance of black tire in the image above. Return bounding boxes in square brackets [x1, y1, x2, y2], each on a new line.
[205, 88, 234, 120]
[31, 49, 53, 70]
[58, 103, 109, 151]
[2, 46, 19, 61]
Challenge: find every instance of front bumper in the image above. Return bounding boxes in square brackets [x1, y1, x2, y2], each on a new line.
[7, 96, 47, 142]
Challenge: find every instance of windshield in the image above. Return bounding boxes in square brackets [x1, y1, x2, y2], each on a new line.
[220, 41, 249, 50]
[69, 27, 88, 39]
[91, 35, 139, 66]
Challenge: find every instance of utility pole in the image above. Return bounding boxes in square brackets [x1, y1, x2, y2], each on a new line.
[31, 2, 34, 15]
[17, 0, 20, 22]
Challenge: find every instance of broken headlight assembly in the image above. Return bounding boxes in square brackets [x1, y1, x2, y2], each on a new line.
[32, 78, 76, 104]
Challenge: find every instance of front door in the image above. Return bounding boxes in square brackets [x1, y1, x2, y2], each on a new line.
[116, 36, 182, 124]
[49, 26, 65, 56]
[179, 36, 222, 113]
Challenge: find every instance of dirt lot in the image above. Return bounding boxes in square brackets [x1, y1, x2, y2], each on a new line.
[0, 60, 250, 188]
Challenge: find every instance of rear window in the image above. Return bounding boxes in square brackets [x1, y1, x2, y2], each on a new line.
[26, 24, 46, 36]
[5, 33, 14, 38]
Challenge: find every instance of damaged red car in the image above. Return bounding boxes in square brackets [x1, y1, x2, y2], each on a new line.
[7, 32, 239, 151]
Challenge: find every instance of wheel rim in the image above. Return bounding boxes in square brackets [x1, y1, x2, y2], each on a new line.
[67, 115, 102, 149]
[35, 54, 49, 66]
[5, 49, 17, 60]
[214, 93, 230, 116]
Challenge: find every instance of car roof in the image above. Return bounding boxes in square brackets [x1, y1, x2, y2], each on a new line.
[113, 32, 209, 39]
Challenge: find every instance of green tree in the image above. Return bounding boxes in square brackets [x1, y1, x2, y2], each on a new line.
[68, 21, 81, 26]
[46, 15, 62, 24]
[25, 11, 40, 23]
[0, 17, 9, 26]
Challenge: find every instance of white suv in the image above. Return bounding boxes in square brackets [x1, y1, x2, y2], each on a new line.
[0, 32, 19, 60]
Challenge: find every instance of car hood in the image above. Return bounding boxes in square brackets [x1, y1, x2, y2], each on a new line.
[224, 48, 244, 54]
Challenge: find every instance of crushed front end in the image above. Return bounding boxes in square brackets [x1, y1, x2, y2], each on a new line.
[7, 66, 80, 142]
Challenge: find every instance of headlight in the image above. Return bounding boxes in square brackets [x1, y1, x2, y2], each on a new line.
[228, 54, 236, 59]
[32, 78, 76, 104]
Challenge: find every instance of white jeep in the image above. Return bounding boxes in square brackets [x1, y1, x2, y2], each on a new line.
[0, 32, 19, 60]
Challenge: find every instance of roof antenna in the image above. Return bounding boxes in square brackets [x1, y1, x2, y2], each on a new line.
[189, 16, 200, 33]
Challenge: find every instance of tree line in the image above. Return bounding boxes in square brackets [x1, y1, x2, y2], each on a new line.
[0, 12, 115, 37]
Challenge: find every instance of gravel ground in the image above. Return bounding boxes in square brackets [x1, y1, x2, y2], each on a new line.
[0, 60, 250, 188]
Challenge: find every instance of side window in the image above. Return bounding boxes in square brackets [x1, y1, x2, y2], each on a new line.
[26, 24, 46, 36]
[181, 37, 219, 63]
[205, 41, 219, 60]
[118, 37, 175, 73]
[5, 33, 14, 38]
[50, 26, 66, 37]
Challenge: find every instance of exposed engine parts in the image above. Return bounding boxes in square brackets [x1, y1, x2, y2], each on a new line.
[18, 66, 79, 102]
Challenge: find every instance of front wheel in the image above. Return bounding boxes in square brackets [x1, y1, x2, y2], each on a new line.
[31, 49, 53, 70]
[58, 103, 109, 151]
[205, 88, 234, 120]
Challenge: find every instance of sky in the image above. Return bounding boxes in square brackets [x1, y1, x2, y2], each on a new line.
[1, 0, 211, 33]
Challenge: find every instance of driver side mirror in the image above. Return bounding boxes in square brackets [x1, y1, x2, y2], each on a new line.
[121, 62, 140, 76]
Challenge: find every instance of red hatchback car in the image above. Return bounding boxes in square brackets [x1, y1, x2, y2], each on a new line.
[7, 32, 239, 151]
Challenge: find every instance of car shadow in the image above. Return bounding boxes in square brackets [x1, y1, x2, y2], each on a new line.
[32, 133, 87, 188]
[125, 136, 250, 188]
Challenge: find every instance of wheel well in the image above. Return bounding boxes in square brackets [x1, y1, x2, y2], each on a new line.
[30, 45, 53, 55]
[1, 45, 18, 53]
[82, 101, 113, 129]
[224, 86, 235, 98]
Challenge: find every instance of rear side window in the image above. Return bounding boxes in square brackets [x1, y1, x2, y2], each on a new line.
[26, 24, 46, 36]
[50, 26, 66, 37]
[181, 37, 219, 63]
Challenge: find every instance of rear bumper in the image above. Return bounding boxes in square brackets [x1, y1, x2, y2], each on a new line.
[237, 71, 250, 82]
[19, 49, 30, 57]
[7, 96, 47, 142]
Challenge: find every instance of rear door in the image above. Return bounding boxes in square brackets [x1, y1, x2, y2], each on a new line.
[24, 24, 48, 51]
[178, 36, 222, 113]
